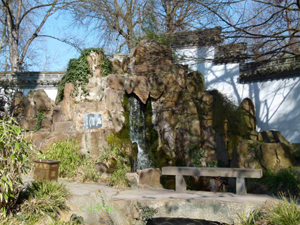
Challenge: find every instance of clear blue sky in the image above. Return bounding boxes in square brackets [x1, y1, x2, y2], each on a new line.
[31, 11, 103, 72]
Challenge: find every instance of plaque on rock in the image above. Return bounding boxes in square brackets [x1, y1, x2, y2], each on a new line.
[84, 114, 102, 130]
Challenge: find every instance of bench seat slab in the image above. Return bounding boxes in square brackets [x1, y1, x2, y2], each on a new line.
[162, 167, 262, 178]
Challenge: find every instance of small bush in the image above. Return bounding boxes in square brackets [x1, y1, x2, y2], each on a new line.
[190, 148, 218, 168]
[236, 206, 262, 225]
[100, 134, 130, 187]
[109, 166, 129, 188]
[43, 139, 86, 178]
[259, 167, 300, 196]
[43, 139, 101, 183]
[18, 181, 70, 223]
[81, 157, 100, 183]
[135, 201, 158, 225]
[0, 117, 36, 216]
[267, 192, 300, 225]
[237, 192, 300, 225]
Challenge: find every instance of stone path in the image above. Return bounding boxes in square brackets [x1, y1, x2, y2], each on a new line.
[21, 175, 276, 225]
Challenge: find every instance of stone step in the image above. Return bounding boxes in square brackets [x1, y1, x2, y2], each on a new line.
[51, 122, 73, 132]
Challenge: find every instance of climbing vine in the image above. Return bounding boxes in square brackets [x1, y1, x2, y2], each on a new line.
[56, 48, 112, 104]
[135, 201, 157, 225]
[33, 111, 45, 132]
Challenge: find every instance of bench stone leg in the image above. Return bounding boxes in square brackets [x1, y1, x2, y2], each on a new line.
[176, 175, 186, 192]
[236, 177, 247, 195]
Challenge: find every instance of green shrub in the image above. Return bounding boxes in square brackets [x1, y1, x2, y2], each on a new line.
[190, 148, 218, 168]
[100, 134, 130, 187]
[81, 159, 100, 183]
[236, 206, 262, 225]
[237, 193, 300, 225]
[43, 139, 86, 178]
[267, 192, 300, 225]
[259, 167, 300, 196]
[19, 181, 69, 222]
[3, 181, 70, 224]
[99, 134, 129, 168]
[135, 201, 158, 225]
[109, 166, 129, 187]
[43, 138, 101, 182]
[0, 117, 36, 217]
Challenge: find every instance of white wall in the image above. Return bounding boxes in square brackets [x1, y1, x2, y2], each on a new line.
[20, 87, 58, 101]
[175, 46, 300, 144]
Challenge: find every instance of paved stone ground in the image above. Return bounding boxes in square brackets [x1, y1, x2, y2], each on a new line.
[21, 175, 276, 225]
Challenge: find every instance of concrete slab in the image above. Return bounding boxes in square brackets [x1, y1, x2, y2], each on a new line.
[21, 175, 275, 225]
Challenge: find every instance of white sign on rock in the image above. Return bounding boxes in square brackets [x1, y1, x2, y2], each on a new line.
[84, 114, 102, 130]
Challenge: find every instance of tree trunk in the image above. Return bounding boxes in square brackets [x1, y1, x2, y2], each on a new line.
[8, 30, 20, 72]
[5, 1, 20, 72]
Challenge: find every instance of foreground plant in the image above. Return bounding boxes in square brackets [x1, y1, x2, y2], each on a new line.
[267, 192, 300, 225]
[237, 192, 300, 225]
[17, 181, 70, 223]
[0, 117, 36, 217]
[236, 206, 262, 225]
[0, 181, 80, 224]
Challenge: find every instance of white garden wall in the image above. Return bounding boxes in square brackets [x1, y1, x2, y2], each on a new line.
[20, 87, 58, 101]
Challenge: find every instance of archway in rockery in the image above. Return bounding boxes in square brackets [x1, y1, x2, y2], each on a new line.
[147, 218, 225, 225]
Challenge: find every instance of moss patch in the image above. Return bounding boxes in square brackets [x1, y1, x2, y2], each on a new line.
[144, 98, 159, 167]
[116, 93, 130, 139]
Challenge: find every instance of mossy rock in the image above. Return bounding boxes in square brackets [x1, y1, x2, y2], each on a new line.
[232, 140, 296, 170]
[116, 93, 130, 139]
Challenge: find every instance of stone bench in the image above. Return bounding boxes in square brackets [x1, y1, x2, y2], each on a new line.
[162, 167, 262, 195]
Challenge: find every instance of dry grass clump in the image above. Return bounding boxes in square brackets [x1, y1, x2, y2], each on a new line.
[237, 192, 300, 225]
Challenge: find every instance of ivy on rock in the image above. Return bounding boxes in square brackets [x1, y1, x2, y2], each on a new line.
[56, 48, 112, 104]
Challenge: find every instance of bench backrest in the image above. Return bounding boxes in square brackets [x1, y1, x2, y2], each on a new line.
[162, 167, 262, 178]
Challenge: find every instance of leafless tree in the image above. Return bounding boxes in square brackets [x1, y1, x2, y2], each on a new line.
[69, 0, 221, 53]
[0, 0, 77, 72]
[198, 0, 300, 61]
[153, 0, 217, 33]
[69, 0, 149, 53]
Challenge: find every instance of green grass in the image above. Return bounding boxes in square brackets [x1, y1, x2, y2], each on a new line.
[19, 181, 70, 221]
[42, 139, 100, 183]
[267, 192, 300, 225]
[247, 167, 300, 196]
[237, 192, 300, 225]
[109, 166, 130, 188]
[260, 167, 300, 196]
[43, 139, 86, 178]
[0, 180, 78, 225]
[236, 206, 262, 225]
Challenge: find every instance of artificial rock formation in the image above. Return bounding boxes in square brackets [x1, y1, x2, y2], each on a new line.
[16, 40, 297, 176]
[12, 89, 54, 131]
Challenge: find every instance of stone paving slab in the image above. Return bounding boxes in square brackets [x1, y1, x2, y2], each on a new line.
[21, 175, 276, 225]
